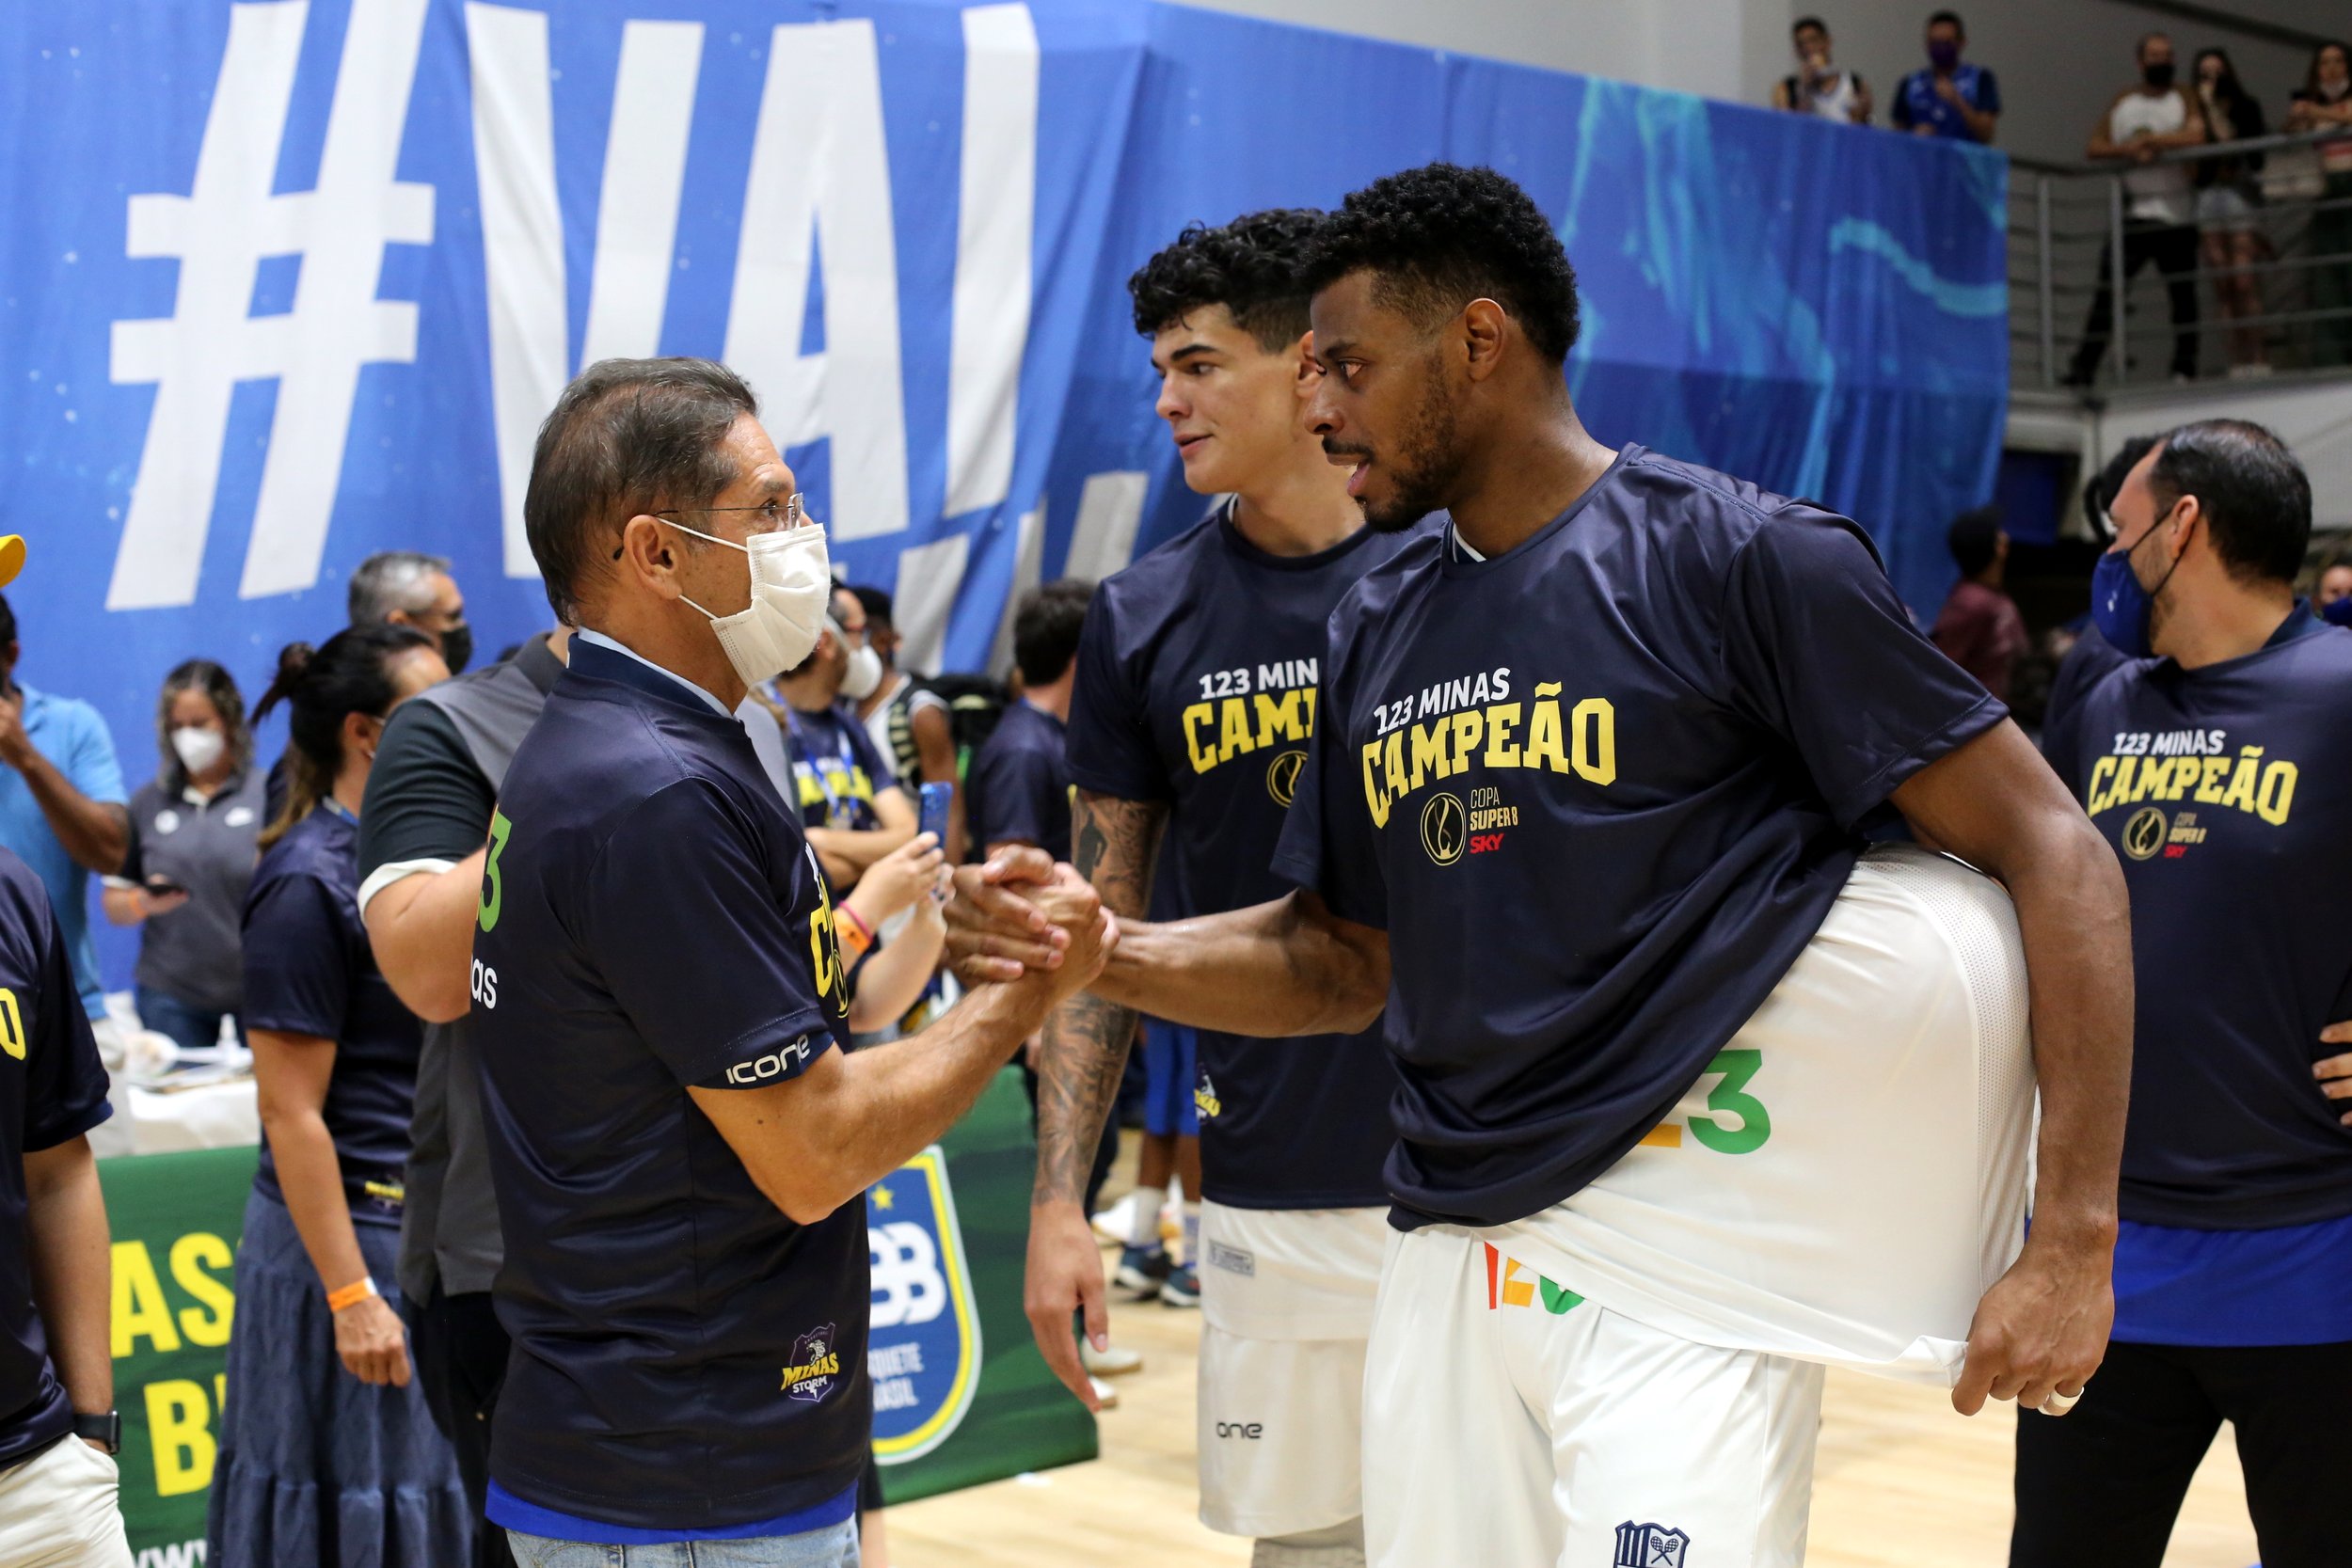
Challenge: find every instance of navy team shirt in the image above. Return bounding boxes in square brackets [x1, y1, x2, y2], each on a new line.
[472, 639, 865, 1538]
[1274, 445, 2004, 1229]
[240, 800, 421, 1224]
[785, 700, 896, 833]
[0, 850, 112, 1466]
[2043, 613, 2352, 1230]
[1068, 504, 1421, 1210]
[967, 700, 1072, 861]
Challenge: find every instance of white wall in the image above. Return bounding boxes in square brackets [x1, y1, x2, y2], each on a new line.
[1170, 0, 2324, 166]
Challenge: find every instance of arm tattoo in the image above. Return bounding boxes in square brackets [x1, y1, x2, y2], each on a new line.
[1034, 793, 1168, 1204]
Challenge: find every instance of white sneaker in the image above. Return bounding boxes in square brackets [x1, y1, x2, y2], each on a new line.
[1082, 1339, 1143, 1376]
[1089, 1376, 1120, 1410]
[1091, 1191, 1141, 1243]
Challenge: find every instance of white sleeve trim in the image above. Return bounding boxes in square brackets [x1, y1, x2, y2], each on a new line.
[355, 857, 461, 920]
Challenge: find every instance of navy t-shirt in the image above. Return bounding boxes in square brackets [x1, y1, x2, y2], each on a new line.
[1274, 445, 2005, 1229]
[472, 640, 866, 1533]
[785, 701, 896, 833]
[240, 802, 421, 1226]
[0, 849, 112, 1465]
[967, 700, 1072, 862]
[2042, 610, 2352, 1229]
[1068, 505, 1422, 1210]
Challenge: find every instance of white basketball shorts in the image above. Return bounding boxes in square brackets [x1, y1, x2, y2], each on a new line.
[1195, 1202, 1389, 1539]
[1362, 845, 2037, 1566]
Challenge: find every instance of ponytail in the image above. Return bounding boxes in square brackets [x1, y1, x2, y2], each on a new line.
[255, 624, 436, 847]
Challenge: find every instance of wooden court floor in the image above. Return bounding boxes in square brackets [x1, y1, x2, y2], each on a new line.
[888, 1171, 2260, 1567]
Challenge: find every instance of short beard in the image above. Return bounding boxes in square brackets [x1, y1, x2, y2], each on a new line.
[1361, 358, 1462, 533]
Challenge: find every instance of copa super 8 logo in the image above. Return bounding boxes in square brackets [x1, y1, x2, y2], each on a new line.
[866, 1146, 982, 1464]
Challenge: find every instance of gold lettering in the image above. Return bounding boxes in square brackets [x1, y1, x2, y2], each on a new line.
[1182, 704, 1216, 773]
[169, 1232, 235, 1348]
[111, 1241, 181, 1357]
[1525, 683, 1569, 773]
[2162, 755, 2201, 801]
[2087, 756, 2118, 816]
[1302, 688, 1318, 732]
[2130, 756, 2169, 803]
[2195, 755, 2230, 803]
[2255, 760, 2296, 825]
[1361, 740, 1391, 830]
[146, 1380, 216, 1497]
[2221, 751, 2260, 813]
[1451, 709, 1485, 773]
[1484, 703, 1522, 768]
[1408, 722, 1451, 791]
[1381, 731, 1407, 807]
[1571, 697, 1616, 785]
[1252, 689, 1308, 748]
[1217, 698, 1253, 764]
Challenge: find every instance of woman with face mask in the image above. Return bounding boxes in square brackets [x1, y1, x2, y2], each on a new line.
[101, 659, 268, 1056]
[204, 625, 467, 1568]
[2286, 40, 2352, 368]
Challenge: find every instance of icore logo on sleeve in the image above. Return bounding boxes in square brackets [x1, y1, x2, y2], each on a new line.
[866, 1146, 982, 1465]
[726, 1036, 813, 1085]
[781, 1324, 844, 1402]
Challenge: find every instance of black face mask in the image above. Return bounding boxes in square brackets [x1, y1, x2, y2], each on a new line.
[2143, 60, 2175, 90]
[438, 623, 473, 675]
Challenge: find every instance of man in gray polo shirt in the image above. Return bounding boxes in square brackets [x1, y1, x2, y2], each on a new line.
[357, 629, 567, 1568]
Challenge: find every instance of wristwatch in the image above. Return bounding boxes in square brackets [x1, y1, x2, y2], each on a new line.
[72, 1411, 119, 1455]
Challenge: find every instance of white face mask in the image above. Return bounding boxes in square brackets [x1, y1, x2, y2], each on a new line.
[662, 518, 833, 687]
[170, 725, 226, 776]
[838, 639, 883, 701]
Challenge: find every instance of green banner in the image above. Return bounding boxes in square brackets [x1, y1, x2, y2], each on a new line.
[98, 1065, 1092, 1560]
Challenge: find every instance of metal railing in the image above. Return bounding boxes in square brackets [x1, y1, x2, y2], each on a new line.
[2010, 124, 2352, 391]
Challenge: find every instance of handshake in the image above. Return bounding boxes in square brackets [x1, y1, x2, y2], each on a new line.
[944, 846, 1119, 1006]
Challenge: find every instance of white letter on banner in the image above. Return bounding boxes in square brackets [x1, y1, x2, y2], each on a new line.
[892, 534, 971, 678]
[724, 21, 909, 541]
[580, 21, 705, 363]
[106, 1, 311, 610]
[239, 0, 436, 598]
[986, 505, 1044, 677]
[943, 4, 1037, 517]
[1063, 471, 1149, 581]
[466, 2, 566, 579]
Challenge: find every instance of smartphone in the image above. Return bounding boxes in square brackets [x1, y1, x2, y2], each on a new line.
[917, 782, 953, 848]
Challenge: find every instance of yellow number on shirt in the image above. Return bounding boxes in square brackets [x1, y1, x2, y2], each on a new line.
[478, 810, 512, 934]
[0, 990, 23, 1060]
[807, 875, 843, 1007]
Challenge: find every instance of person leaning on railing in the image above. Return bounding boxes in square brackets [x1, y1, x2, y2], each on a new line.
[2194, 49, 2270, 377]
[2285, 40, 2352, 369]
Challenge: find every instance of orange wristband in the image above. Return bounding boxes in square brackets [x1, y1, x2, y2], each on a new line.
[326, 1277, 377, 1313]
[836, 905, 876, 961]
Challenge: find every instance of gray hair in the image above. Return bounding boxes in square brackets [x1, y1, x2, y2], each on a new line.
[348, 550, 451, 627]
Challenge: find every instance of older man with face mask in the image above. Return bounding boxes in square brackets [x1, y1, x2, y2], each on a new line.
[470, 356, 1108, 1567]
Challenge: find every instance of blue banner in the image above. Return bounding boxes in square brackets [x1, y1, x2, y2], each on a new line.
[0, 1, 2006, 989]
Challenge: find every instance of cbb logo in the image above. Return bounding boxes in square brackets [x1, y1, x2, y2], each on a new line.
[2122, 806, 2168, 862]
[1265, 749, 1305, 807]
[1421, 791, 1467, 866]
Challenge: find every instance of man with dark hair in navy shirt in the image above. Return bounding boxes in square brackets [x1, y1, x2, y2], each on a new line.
[472, 356, 1109, 1565]
[969, 579, 1090, 863]
[2023, 420, 2352, 1568]
[1024, 208, 1422, 1568]
[958, 164, 2133, 1568]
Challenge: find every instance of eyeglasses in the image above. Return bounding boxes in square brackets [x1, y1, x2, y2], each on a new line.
[612, 494, 804, 559]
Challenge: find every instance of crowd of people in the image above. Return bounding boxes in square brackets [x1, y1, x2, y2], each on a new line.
[1771, 16, 2352, 382]
[0, 156, 2346, 1568]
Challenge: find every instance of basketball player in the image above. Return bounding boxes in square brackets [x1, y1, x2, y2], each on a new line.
[960, 164, 2133, 1567]
[1025, 210, 1422, 1568]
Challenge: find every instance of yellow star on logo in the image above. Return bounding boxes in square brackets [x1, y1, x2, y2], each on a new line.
[872, 1185, 895, 1210]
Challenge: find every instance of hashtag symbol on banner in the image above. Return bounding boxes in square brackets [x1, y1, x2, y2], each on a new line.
[106, 0, 434, 610]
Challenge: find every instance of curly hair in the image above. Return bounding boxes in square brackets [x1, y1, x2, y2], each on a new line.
[1301, 164, 1581, 365]
[1128, 208, 1325, 348]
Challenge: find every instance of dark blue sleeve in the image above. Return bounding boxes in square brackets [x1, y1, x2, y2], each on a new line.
[969, 731, 1055, 850]
[582, 779, 832, 1089]
[1976, 68, 2001, 114]
[1719, 509, 2007, 830]
[1064, 592, 1168, 802]
[240, 870, 355, 1039]
[24, 894, 111, 1151]
[1269, 626, 1388, 930]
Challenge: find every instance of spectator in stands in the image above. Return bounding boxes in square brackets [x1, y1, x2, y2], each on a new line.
[2067, 34, 2208, 387]
[101, 660, 265, 1057]
[776, 613, 916, 892]
[360, 618, 571, 1568]
[2043, 436, 2160, 749]
[2195, 50, 2270, 377]
[350, 550, 474, 675]
[2285, 41, 2352, 369]
[850, 585, 964, 862]
[2026, 420, 2352, 1568]
[2315, 560, 2352, 624]
[207, 626, 461, 1568]
[0, 540, 132, 1568]
[1891, 11, 1999, 144]
[1931, 505, 2029, 702]
[0, 593, 130, 1134]
[1772, 16, 1870, 125]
